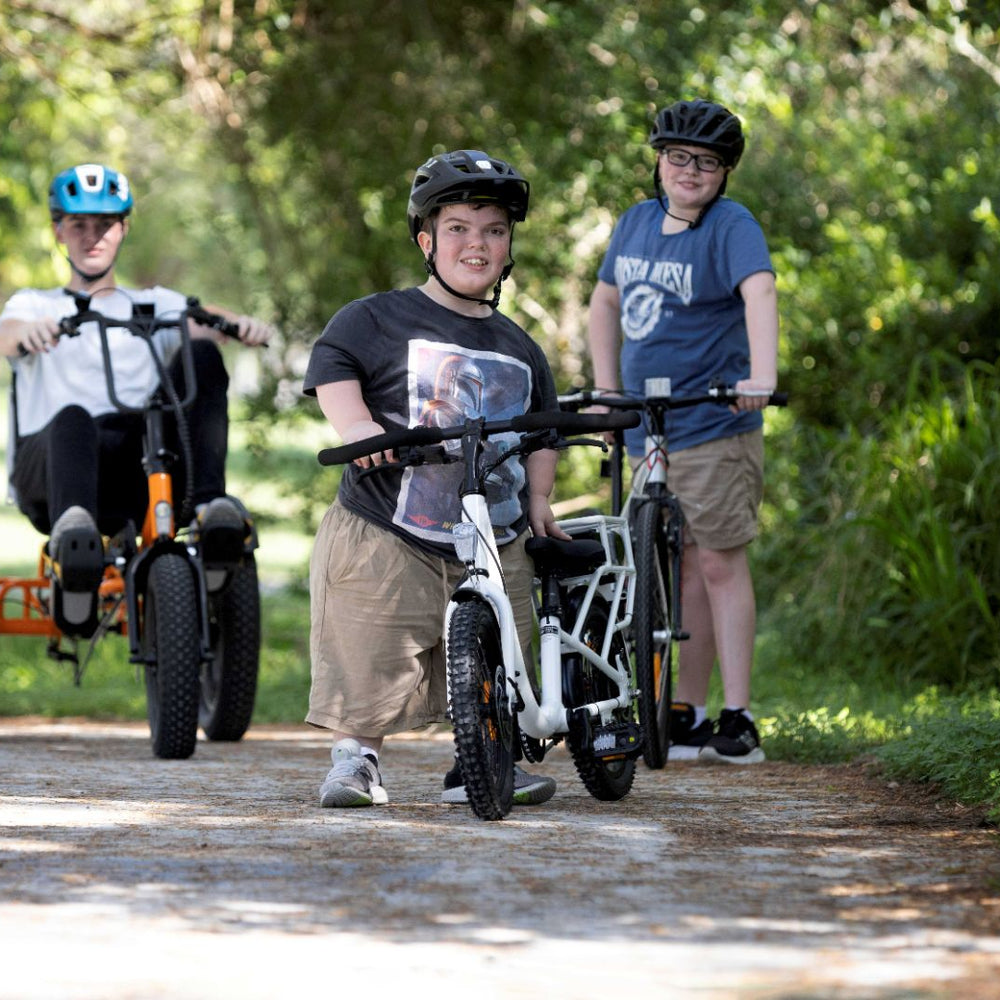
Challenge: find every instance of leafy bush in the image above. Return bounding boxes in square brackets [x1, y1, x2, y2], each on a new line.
[757, 357, 1000, 690]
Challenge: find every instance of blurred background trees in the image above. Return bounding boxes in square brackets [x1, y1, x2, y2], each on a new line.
[2, 0, 998, 689]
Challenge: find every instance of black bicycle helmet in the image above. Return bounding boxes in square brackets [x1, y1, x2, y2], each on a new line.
[407, 149, 529, 243]
[649, 99, 745, 168]
[408, 150, 529, 309]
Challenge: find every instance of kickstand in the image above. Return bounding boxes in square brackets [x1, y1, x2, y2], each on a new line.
[46, 637, 82, 683]
[78, 594, 127, 683]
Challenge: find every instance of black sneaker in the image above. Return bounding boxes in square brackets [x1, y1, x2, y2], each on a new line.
[668, 702, 715, 761]
[196, 497, 247, 568]
[698, 708, 765, 765]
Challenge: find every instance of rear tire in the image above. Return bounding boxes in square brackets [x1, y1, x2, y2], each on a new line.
[142, 553, 201, 760]
[200, 556, 261, 741]
[447, 599, 514, 821]
[633, 498, 673, 769]
[564, 591, 636, 801]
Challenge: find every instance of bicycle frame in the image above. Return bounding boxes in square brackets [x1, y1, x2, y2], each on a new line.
[620, 376, 673, 514]
[444, 492, 636, 741]
[317, 407, 643, 817]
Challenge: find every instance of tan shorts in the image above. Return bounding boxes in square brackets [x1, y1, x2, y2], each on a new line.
[307, 502, 536, 736]
[662, 429, 764, 550]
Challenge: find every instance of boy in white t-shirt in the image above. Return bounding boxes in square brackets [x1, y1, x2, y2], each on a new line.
[0, 164, 274, 633]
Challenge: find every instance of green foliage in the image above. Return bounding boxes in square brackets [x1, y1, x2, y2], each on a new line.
[875, 688, 1000, 824]
[0, 587, 313, 724]
[758, 357, 1000, 690]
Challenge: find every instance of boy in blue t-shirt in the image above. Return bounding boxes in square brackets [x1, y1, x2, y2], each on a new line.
[588, 99, 780, 763]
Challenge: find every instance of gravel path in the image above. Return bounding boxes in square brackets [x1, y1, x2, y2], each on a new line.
[1, 717, 998, 998]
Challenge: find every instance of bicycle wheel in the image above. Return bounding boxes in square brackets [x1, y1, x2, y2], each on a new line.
[200, 555, 261, 741]
[142, 553, 201, 760]
[447, 598, 515, 820]
[633, 497, 674, 769]
[563, 591, 636, 801]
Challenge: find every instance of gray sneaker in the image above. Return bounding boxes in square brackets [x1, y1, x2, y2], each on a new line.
[441, 762, 556, 806]
[320, 739, 389, 808]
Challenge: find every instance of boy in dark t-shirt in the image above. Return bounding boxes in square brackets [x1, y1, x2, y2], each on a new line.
[303, 150, 565, 808]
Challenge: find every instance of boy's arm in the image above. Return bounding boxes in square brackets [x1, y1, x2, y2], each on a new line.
[736, 270, 779, 412]
[0, 316, 59, 357]
[526, 450, 571, 540]
[189, 306, 274, 347]
[587, 279, 623, 392]
[315, 379, 389, 468]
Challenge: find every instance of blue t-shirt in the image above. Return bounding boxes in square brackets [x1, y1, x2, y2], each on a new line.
[597, 197, 773, 455]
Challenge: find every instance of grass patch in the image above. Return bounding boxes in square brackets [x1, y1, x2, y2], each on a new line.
[874, 688, 1000, 825]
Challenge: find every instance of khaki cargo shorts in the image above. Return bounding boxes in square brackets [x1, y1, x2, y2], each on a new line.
[658, 429, 764, 551]
[307, 502, 535, 737]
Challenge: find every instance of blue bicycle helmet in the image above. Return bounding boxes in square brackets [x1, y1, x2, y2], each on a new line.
[49, 164, 133, 220]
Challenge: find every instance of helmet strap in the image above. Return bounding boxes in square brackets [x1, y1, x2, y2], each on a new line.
[423, 223, 515, 310]
[67, 259, 114, 284]
[58, 214, 126, 286]
[653, 171, 725, 231]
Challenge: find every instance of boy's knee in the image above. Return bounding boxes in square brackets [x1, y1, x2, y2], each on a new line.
[193, 340, 230, 397]
[51, 404, 95, 435]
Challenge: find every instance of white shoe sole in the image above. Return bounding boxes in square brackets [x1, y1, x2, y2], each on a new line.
[697, 746, 766, 765]
[441, 777, 556, 805]
[320, 784, 389, 807]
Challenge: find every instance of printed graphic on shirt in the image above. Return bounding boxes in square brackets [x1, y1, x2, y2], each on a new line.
[614, 254, 694, 341]
[395, 340, 533, 546]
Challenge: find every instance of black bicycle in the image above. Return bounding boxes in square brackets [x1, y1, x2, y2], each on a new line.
[560, 378, 787, 768]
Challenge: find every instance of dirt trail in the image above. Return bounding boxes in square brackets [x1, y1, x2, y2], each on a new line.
[1, 717, 998, 999]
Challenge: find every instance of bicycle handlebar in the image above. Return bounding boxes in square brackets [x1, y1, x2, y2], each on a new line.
[559, 385, 788, 412]
[317, 409, 640, 467]
[55, 296, 240, 342]
[49, 295, 243, 415]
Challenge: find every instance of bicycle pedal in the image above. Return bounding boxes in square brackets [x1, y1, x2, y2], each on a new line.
[591, 721, 644, 760]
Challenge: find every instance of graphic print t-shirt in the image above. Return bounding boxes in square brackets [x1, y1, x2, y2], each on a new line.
[304, 288, 558, 560]
[597, 197, 773, 455]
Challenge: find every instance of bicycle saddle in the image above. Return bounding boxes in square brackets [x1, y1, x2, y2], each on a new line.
[524, 535, 605, 579]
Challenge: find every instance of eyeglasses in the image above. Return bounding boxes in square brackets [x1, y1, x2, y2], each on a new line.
[660, 148, 725, 173]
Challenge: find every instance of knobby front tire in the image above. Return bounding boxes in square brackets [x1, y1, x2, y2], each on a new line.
[633, 498, 674, 769]
[447, 598, 515, 821]
[142, 553, 201, 760]
[200, 555, 261, 741]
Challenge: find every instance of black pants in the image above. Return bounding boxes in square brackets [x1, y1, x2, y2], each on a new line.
[11, 340, 230, 537]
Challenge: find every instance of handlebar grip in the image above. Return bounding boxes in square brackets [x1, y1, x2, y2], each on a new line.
[318, 424, 445, 466]
[769, 392, 788, 407]
[187, 305, 241, 340]
[510, 410, 639, 434]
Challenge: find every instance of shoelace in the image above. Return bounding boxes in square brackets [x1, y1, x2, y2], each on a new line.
[717, 710, 749, 737]
[330, 756, 376, 780]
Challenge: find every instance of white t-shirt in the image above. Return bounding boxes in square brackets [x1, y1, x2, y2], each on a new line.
[3, 285, 187, 497]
